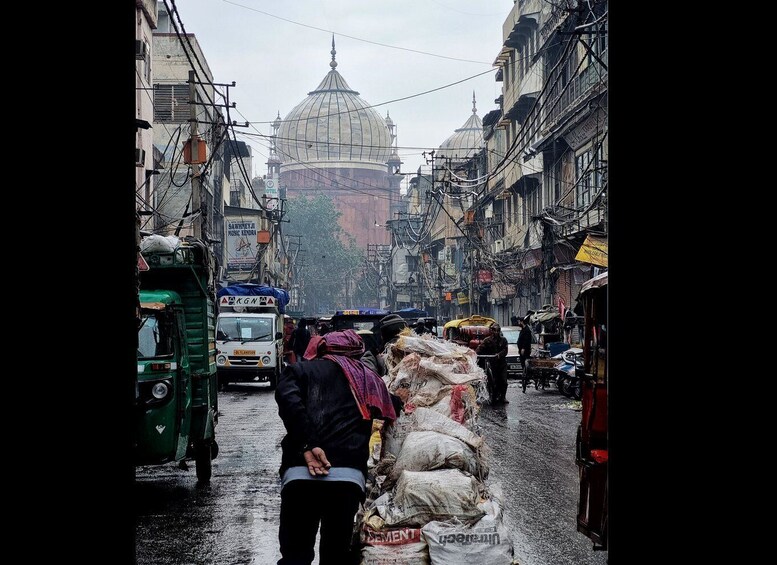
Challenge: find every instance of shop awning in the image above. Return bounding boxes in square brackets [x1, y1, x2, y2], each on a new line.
[490, 281, 516, 300]
[575, 235, 608, 267]
[580, 271, 608, 294]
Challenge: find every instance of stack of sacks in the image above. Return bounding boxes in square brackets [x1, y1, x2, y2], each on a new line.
[358, 335, 517, 565]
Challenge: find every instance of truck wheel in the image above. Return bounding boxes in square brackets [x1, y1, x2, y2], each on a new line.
[195, 441, 212, 483]
[268, 368, 279, 390]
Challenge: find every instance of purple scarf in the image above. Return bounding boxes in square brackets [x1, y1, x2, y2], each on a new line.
[305, 329, 396, 422]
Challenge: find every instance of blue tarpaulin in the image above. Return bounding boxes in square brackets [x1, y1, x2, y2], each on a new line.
[217, 283, 290, 313]
[394, 307, 429, 319]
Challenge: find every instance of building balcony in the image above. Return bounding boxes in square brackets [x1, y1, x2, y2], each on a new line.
[503, 60, 542, 122]
[546, 50, 608, 128]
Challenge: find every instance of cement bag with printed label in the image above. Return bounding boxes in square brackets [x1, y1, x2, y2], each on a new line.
[383, 411, 416, 458]
[422, 500, 514, 565]
[360, 524, 430, 565]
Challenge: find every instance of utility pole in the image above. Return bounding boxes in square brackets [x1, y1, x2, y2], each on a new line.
[188, 70, 202, 240]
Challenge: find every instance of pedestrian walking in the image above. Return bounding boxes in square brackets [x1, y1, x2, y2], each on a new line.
[289, 319, 312, 363]
[275, 329, 399, 565]
[476, 322, 509, 404]
[517, 316, 533, 392]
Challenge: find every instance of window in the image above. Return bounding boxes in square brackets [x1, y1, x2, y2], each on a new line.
[154, 84, 189, 123]
[526, 184, 540, 219]
[575, 142, 604, 209]
[406, 255, 419, 272]
[144, 40, 151, 83]
[216, 317, 273, 341]
[138, 314, 173, 358]
[545, 157, 563, 207]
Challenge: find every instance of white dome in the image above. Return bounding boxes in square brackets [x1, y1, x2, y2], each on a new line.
[277, 44, 391, 172]
[438, 94, 484, 161]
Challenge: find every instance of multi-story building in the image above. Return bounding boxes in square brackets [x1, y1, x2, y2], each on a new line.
[135, 0, 158, 215]
[477, 0, 608, 322]
[372, 0, 608, 325]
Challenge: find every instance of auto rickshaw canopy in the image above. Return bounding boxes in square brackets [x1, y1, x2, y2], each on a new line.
[443, 315, 496, 330]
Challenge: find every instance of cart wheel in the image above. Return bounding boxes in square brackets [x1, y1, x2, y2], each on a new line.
[195, 441, 213, 483]
[571, 379, 582, 400]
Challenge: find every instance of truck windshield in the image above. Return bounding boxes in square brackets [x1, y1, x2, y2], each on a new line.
[138, 314, 174, 358]
[217, 317, 273, 343]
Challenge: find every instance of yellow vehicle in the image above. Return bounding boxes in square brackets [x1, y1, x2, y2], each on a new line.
[442, 315, 497, 350]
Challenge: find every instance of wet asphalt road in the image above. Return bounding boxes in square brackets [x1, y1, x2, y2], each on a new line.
[134, 379, 607, 565]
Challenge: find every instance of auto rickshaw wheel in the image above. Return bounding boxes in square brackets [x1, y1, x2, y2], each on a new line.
[195, 441, 213, 483]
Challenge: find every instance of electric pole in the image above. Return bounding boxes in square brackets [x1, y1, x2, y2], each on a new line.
[189, 70, 202, 240]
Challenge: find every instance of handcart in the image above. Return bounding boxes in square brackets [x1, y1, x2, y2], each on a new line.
[523, 354, 561, 393]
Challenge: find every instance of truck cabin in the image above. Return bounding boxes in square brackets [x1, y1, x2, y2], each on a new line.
[217, 294, 284, 342]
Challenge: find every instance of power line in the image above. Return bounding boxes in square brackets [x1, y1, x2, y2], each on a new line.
[222, 0, 495, 65]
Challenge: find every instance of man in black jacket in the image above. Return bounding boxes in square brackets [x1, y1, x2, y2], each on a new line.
[275, 329, 399, 565]
[476, 322, 509, 405]
[517, 316, 533, 393]
[289, 319, 312, 363]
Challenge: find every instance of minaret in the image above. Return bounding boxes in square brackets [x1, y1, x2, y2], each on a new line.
[386, 110, 403, 192]
[267, 110, 282, 178]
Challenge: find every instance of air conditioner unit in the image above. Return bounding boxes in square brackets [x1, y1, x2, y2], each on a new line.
[437, 250, 445, 261]
[135, 148, 146, 167]
[485, 203, 493, 219]
[135, 40, 147, 60]
[493, 239, 504, 253]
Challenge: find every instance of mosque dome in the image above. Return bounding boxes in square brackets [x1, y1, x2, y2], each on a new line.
[437, 93, 484, 161]
[276, 39, 392, 173]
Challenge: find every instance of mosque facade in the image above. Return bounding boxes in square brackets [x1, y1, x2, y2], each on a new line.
[271, 39, 402, 250]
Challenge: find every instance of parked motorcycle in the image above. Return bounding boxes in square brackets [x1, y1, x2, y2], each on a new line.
[553, 347, 583, 400]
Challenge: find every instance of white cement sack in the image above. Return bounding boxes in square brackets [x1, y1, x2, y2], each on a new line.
[360, 525, 430, 565]
[140, 234, 180, 253]
[417, 356, 486, 387]
[383, 411, 416, 458]
[380, 469, 485, 527]
[412, 407, 483, 449]
[383, 405, 483, 459]
[422, 512, 514, 565]
[389, 431, 483, 482]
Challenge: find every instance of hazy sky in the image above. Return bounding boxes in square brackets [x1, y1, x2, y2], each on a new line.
[173, 0, 512, 183]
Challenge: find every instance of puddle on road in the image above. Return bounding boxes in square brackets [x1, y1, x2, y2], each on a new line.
[550, 400, 582, 411]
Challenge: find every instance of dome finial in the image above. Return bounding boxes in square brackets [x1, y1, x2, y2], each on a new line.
[330, 35, 338, 69]
[472, 91, 477, 114]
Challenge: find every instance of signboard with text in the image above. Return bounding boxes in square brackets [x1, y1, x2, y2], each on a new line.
[226, 218, 258, 271]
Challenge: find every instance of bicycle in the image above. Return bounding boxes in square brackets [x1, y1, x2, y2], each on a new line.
[477, 354, 500, 405]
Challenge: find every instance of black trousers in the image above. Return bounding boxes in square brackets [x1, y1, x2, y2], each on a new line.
[278, 479, 364, 565]
[492, 363, 508, 401]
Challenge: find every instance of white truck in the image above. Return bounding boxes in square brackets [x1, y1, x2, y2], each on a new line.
[215, 290, 287, 390]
